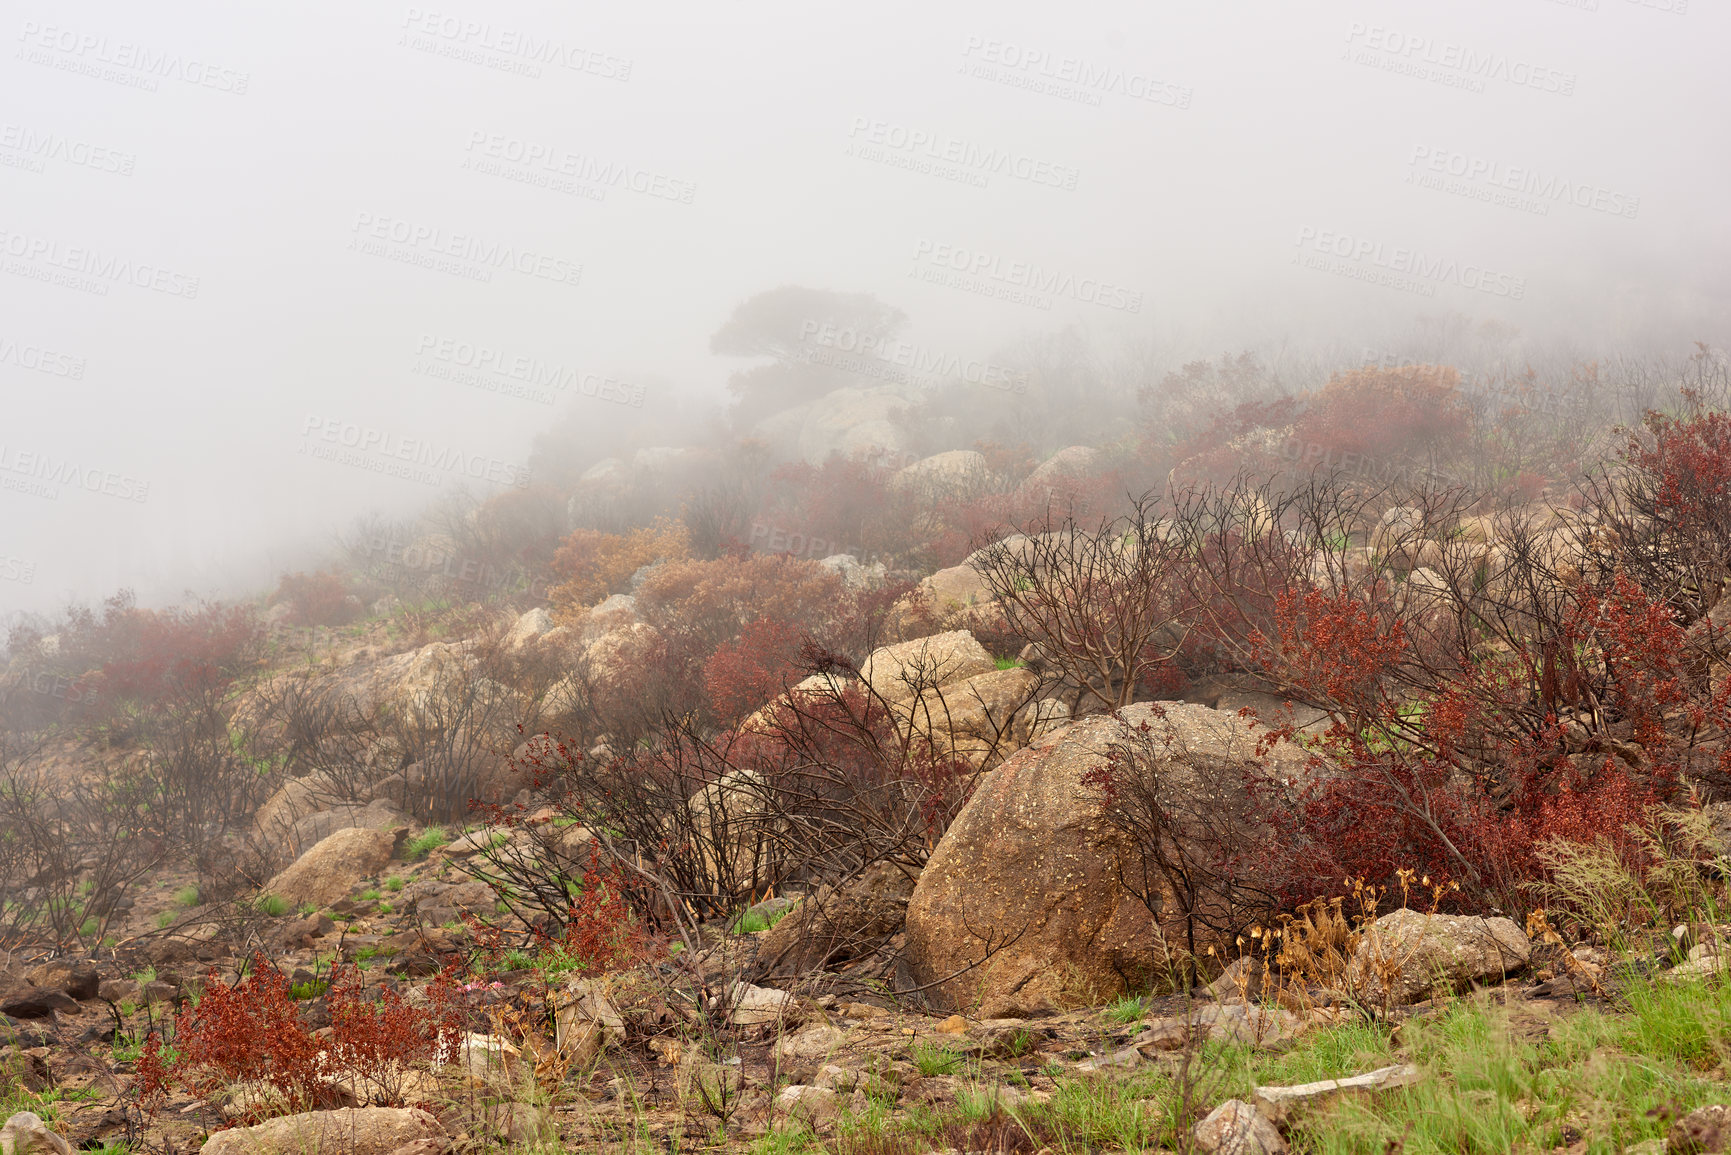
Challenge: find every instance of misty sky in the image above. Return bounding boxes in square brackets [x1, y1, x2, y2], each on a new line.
[2, 0, 1725, 619]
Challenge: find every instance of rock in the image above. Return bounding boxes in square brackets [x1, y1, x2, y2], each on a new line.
[893, 450, 990, 498]
[774, 1024, 853, 1064]
[474, 1102, 556, 1145]
[723, 981, 795, 1026]
[0, 1111, 72, 1155]
[818, 554, 886, 591]
[254, 770, 346, 841]
[26, 961, 98, 1001]
[263, 827, 398, 910]
[199, 1107, 446, 1155]
[774, 1084, 838, 1125]
[936, 1015, 968, 1034]
[753, 385, 915, 466]
[506, 607, 555, 650]
[0, 989, 76, 1019]
[435, 1033, 521, 1086]
[1075, 1047, 1141, 1072]
[383, 1142, 449, 1155]
[1347, 908, 1532, 1005]
[1252, 1063, 1422, 1126]
[555, 978, 625, 1067]
[750, 861, 918, 977]
[1192, 1099, 1287, 1154]
[903, 664, 1045, 769]
[287, 801, 411, 856]
[1019, 446, 1099, 496]
[687, 769, 778, 882]
[140, 981, 179, 1006]
[580, 622, 666, 720]
[1671, 1104, 1731, 1154]
[904, 702, 1320, 1014]
[859, 630, 996, 702]
[813, 1064, 859, 1092]
[741, 896, 796, 926]
[97, 979, 139, 1004]
[1132, 1004, 1301, 1052]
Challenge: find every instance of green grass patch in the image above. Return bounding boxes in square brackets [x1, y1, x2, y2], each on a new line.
[1103, 994, 1147, 1024]
[254, 893, 288, 917]
[910, 1040, 964, 1078]
[173, 885, 200, 907]
[404, 826, 448, 860]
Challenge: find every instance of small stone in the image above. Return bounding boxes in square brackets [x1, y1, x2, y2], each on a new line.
[1192, 1099, 1287, 1154]
[775, 1085, 838, 1125]
[0, 990, 77, 1020]
[1075, 1047, 1141, 1072]
[97, 979, 140, 1004]
[936, 1014, 968, 1034]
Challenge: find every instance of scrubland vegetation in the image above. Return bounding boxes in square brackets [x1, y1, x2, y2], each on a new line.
[5, 318, 1731, 1151]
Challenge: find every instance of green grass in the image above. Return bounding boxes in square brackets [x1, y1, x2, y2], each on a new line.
[731, 902, 795, 935]
[385, 876, 405, 892]
[254, 893, 288, 917]
[174, 885, 200, 907]
[155, 911, 173, 929]
[993, 656, 1025, 670]
[1103, 994, 1147, 1024]
[358, 888, 381, 902]
[910, 1040, 964, 1077]
[404, 826, 448, 860]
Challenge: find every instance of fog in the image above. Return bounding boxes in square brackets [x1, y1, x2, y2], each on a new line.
[2, 0, 1724, 619]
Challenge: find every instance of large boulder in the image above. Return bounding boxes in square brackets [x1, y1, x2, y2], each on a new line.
[198, 1107, 445, 1155]
[1346, 908, 1532, 1005]
[752, 386, 915, 466]
[901, 665, 1044, 769]
[893, 451, 990, 498]
[263, 827, 399, 910]
[903, 702, 1320, 1015]
[1019, 445, 1099, 496]
[859, 631, 996, 703]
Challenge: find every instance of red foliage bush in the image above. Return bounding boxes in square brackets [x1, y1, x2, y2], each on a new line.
[535, 849, 655, 975]
[77, 593, 261, 709]
[271, 570, 359, 628]
[703, 616, 804, 724]
[139, 955, 461, 1122]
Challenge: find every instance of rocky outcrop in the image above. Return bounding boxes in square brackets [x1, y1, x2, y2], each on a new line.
[903, 702, 1321, 1015]
[752, 386, 915, 466]
[858, 630, 997, 702]
[263, 827, 399, 910]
